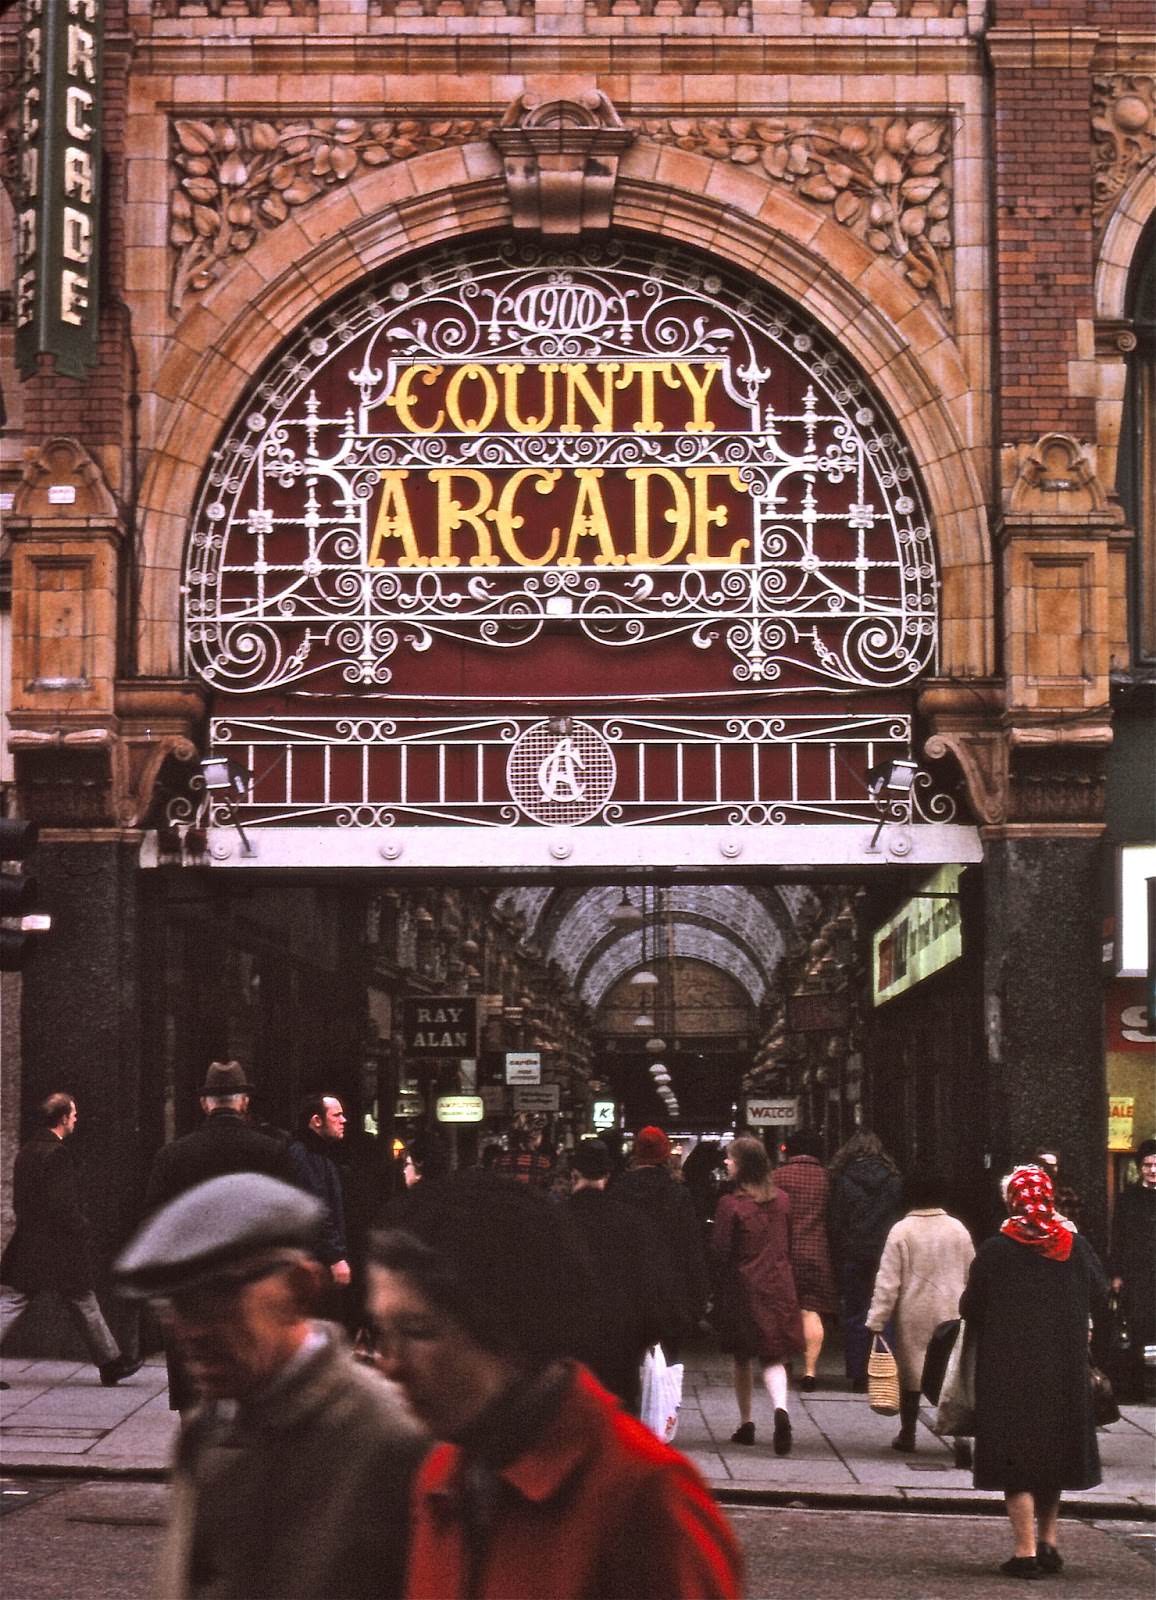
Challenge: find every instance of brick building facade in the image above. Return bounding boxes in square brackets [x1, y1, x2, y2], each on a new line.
[1, 0, 1152, 1304]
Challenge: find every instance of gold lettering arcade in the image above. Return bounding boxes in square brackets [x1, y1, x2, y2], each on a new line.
[368, 361, 752, 570]
[17, 0, 101, 339]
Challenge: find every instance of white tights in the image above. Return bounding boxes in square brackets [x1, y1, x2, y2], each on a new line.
[733, 1357, 790, 1423]
[763, 1361, 789, 1412]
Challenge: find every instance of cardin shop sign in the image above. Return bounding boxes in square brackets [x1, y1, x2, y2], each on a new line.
[400, 996, 478, 1057]
[15, 0, 104, 379]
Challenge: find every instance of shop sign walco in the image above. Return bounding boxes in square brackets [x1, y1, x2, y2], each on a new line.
[400, 996, 478, 1056]
[872, 864, 964, 1007]
[745, 1098, 800, 1126]
[15, 0, 104, 379]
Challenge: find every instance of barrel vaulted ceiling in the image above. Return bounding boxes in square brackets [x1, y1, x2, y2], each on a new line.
[494, 884, 820, 1013]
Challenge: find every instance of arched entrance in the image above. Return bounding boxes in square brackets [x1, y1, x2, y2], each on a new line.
[169, 236, 978, 870]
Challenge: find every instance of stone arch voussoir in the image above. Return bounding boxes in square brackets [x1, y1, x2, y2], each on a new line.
[1096, 156, 1156, 321]
[138, 141, 991, 679]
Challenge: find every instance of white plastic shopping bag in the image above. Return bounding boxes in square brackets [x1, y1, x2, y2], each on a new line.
[640, 1343, 684, 1443]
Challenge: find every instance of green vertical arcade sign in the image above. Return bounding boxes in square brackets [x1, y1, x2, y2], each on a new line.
[15, 0, 104, 379]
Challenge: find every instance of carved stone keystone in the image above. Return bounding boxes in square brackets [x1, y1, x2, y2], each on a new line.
[492, 91, 634, 236]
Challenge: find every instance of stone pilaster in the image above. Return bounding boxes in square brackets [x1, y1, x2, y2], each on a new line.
[980, 834, 1107, 1254]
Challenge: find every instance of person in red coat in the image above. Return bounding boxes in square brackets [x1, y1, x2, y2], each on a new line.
[367, 1171, 742, 1600]
[711, 1136, 804, 1454]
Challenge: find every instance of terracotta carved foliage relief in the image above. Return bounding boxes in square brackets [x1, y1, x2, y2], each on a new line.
[169, 116, 497, 311]
[168, 113, 953, 316]
[643, 115, 953, 315]
[1091, 76, 1156, 233]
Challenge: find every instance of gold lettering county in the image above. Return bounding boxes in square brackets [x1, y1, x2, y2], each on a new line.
[368, 360, 752, 571]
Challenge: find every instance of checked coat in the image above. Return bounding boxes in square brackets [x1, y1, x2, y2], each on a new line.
[774, 1155, 837, 1315]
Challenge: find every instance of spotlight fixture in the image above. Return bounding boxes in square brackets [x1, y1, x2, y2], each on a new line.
[198, 756, 254, 855]
[865, 757, 921, 851]
[867, 758, 918, 798]
[200, 756, 249, 798]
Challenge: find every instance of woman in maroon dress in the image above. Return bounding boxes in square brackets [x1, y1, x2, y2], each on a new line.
[711, 1136, 804, 1454]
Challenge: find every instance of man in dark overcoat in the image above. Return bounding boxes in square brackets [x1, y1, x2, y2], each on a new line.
[613, 1126, 709, 1359]
[114, 1173, 426, 1599]
[145, 1060, 296, 1213]
[0, 1093, 140, 1385]
[144, 1059, 297, 1407]
[565, 1137, 672, 1413]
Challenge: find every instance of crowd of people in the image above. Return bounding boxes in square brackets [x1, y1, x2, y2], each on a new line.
[1, 1071, 1153, 1596]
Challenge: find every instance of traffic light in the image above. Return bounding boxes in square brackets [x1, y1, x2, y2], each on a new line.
[0, 819, 51, 971]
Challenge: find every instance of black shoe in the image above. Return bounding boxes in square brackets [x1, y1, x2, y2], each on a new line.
[800, 1375, 817, 1392]
[772, 1408, 792, 1456]
[730, 1421, 755, 1445]
[952, 1438, 973, 1470]
[1035, 1543, 1063, 1575]
[99, 1356, 143, 1387]
[1000, 1557, 1042, 1580]
[892, 1431, 917, 1452]
[0, 1380, 9, 1390]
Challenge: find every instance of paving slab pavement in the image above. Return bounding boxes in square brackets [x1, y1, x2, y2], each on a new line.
[2, 1348, 1153, 1517]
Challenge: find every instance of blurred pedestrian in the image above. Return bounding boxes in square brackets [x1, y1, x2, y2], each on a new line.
[0, 1093, 140, 1387]
[865, 1169, 974, 1451]
[402, 1131, 451, 1189]
[774, 1129, 837, 1391]
[614, 1126, 709, 1360]
[368, 1172, 742, 1599]
[1033, 1146, 1082, 1231]
[287, 1094, 352, 1289]
[961, 1164, 1106, 1579]
[492, 1114, 554, 1188]
[828, 1130, 903, 1390]
[114, 1173, 425, 1599]
[565, 1137, 670, 1413]
[711, 1136, 804, 1454]
[144, 1060, 297, 1409]
[1109, 1138, 1156, 1401]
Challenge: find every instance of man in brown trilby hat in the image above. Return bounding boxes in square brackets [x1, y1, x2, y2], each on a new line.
[143, 1061, 297, 1408]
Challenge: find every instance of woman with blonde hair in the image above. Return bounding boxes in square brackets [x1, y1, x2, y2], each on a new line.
[711, 1135, 804, 1453]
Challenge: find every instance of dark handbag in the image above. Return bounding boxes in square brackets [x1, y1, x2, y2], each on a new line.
[1089, 1362, 1120, 1428]
[1108, 1292, 1132, 1354]
[921, 1317, 961, 1405]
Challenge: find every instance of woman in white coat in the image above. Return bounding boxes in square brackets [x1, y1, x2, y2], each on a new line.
[866, 1170, 975, 1451]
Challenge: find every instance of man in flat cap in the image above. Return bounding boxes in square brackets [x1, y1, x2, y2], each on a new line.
[144, 1061, 297, 1409]
[116, 1173, 426, 1600]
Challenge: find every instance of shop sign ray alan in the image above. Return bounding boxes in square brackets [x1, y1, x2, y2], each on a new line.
[15, 0, 104, 379]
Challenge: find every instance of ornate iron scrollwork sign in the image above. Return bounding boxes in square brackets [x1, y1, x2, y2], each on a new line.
[185, 241, 937, 700]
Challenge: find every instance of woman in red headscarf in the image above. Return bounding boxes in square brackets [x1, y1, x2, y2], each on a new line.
[960, 1164, 1108, 1580]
